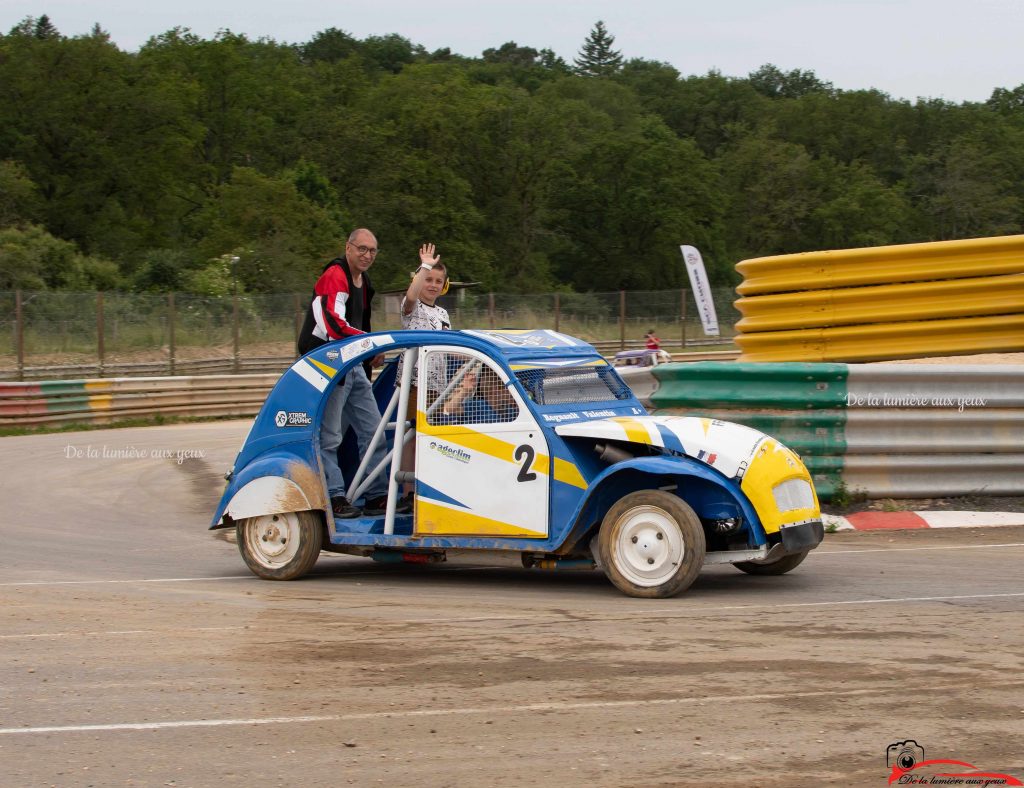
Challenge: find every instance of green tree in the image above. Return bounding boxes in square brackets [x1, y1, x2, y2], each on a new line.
[618, 64, 767, 156]
[470, 41, 568, 91]
[0, 225, 120, 290]
[482, 41, 539, 67]
[300, 27, 358, 63]
[548, 113, 726, 289]
[457, 87, 603, 290]
[573, 21, 623, 77]
[33, 14, 59, 40]
[748, 64, 833, 99]
[190, 167, 343, 292]
[809, 161, 913, 248]
[0, 25, 202, 261]
[987, 84, 1024, 115]
[320, 64, 493, 289]
[0, 160, 42, 227]
[718, 136, 822, 258]
[358, 33, 422, 74]
[906, 133, 1022, 240]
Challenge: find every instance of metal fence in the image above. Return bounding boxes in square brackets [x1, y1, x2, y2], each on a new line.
[1, 287, 740, 381]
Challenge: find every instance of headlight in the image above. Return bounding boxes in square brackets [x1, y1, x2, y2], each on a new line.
[772, 478, 814, 513]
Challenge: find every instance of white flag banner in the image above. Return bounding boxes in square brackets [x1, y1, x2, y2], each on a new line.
[680, 245, 720, 337]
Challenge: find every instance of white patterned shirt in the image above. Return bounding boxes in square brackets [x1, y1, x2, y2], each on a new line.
[398, 298, 451, 393]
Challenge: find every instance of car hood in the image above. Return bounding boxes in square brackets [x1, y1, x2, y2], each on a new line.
[554, 415, 794, 482]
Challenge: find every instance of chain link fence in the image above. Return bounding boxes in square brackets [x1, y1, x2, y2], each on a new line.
[1, 287, 739, 380]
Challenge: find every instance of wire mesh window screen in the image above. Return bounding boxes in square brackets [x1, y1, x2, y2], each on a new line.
[514, 365, 631, 405]
[424, 351, 518, 425]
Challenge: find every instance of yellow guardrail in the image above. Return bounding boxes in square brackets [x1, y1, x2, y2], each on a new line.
[734, 235, 1024, 362]
[736, 234, 1024, 296]
[736, 273, 1024, 332]
[735, 313, 1024, 362]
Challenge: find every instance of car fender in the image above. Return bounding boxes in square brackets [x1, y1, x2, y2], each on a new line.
[555, 455, 764, 554]
[211, 451, 327, 528]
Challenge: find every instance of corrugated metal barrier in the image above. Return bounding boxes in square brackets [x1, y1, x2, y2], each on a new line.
[734, 234, 1024, 362]
[648, 362, 1024, 501]
[0, 375, 277, 427]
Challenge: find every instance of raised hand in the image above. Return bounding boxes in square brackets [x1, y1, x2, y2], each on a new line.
[419, 243, 440, 268]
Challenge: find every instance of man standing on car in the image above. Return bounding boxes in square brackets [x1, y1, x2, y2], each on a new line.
[298, 228, 407, 519]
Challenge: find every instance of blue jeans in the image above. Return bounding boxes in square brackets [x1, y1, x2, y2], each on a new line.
[320, 366, 389, 501]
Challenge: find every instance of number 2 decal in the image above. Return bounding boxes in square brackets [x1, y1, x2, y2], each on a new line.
[514, 444, 537, 482]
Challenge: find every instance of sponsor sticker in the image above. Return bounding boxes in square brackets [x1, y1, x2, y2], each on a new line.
[543, 412, 580, 423]
[429, 440, 471, 464]
[275, 410, 312, 428]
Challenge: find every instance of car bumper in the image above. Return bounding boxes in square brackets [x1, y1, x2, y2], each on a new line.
[779, 520, 825, 554]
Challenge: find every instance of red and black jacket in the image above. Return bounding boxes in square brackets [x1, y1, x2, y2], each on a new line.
[297, 258, 374, 355]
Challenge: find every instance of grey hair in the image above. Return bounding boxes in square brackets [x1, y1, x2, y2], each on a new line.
[348, 228, 375, 243]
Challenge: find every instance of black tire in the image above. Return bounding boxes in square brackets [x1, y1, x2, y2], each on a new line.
[734, 549, 810, 576]
[598, 490, 705, 598]
[236, 510, 323, 580]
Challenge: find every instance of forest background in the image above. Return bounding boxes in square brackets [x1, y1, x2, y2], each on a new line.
[2, 16, 1023, 299]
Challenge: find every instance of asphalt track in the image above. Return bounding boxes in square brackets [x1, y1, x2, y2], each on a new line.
[1, 421, 1022, 787]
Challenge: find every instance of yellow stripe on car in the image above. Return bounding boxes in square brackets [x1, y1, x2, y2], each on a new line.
[416, 499, 546, 537]
[610, 417, 655, 445]
[419, 423, 587, 489]
[307, 358, 338, 378]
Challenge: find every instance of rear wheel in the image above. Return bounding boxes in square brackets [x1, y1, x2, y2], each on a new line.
[236, 511, 323, 580]
[734, 549, 810, 576]
[598, 490, 705, 598]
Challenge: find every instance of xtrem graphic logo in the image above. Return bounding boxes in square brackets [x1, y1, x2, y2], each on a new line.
[274, 410, 312, 428]
[428, 441, 470, 464]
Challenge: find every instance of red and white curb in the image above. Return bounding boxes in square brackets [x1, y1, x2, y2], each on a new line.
[823, 511, 1024, 531]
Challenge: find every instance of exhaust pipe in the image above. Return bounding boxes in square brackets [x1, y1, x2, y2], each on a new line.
[594, 442, 634, 464]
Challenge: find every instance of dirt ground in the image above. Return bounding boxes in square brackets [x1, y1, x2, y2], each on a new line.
[2, 421, 1022, 787]
[873, 352, 1024, 364]
[827, 494, 1024, 516]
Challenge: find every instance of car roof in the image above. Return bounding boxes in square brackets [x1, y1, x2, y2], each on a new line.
[455, 329, 600, 363]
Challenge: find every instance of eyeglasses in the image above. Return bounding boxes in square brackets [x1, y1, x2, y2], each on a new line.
[348, 243, 379, 256]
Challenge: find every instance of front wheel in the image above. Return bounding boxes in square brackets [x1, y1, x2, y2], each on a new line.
[598, 490, 705, 598]
[734, 549, 810, 576]
[236, 511, 323, 580]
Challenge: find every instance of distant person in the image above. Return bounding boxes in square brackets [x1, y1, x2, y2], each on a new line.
[396, 242, 451, 504]
[644, 329, 661, 350]
[297, 228, 408, 519]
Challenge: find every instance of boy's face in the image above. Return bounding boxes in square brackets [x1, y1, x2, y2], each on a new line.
[420, 268, 446, 304]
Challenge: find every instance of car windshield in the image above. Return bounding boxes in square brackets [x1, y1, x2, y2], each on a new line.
[514, 362, 631, 406]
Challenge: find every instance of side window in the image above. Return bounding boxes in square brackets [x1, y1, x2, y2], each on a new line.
[424, 351, 519, 426]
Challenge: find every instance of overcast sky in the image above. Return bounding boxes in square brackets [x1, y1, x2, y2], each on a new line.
[3, 0, 1022, 102]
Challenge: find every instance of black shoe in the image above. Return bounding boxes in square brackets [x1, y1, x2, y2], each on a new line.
[364, 491, 411, 515]
[331, 496, 361, 519]
[362, 495, 390, 516]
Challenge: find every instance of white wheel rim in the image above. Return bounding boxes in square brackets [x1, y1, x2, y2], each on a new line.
[243, 513, 302, 569]
[612, 505, 685, 587]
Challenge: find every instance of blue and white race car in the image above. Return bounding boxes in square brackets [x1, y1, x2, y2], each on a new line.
[211, 329, 823, 598]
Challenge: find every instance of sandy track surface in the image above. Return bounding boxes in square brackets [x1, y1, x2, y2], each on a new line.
[1, 423, 1022, 787]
